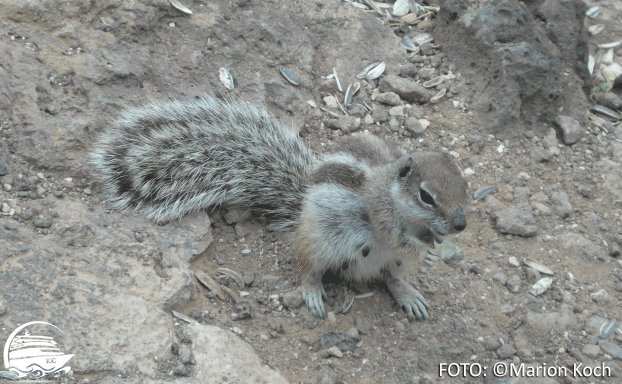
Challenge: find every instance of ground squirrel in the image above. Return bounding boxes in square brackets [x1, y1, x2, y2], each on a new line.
[91, 96, 468, 321]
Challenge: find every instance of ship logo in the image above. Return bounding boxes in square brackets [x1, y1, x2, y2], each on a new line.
[1, 321, 73, 380]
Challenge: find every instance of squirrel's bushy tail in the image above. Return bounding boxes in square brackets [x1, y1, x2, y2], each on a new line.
[90, 96, 313, 228]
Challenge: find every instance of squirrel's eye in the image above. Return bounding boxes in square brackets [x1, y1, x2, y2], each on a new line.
[419, 188, 436, 206]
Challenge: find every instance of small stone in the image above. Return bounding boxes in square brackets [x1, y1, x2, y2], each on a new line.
[582, 344, 601, 359]
[393, 321, 405, 333]
[529, 146, 552, 162]
[388, 118, 400, 132]
[597, 92, 622, 110]
[484, 338, 502, 351]
[324, 116, 361, 133]
[491, 272, 507, 286]
[508, 256, 520, 267]
[34, 216, 53, 228]
[0, 303, 6, 316]
[507, 275, 521, 293]
[499, 304, 515, 315]
[346, 327, 360, 341]
[577, 185, 593, 199]
[234, 223, 250, 239]
[3, 184, 11, 191]
[173, 362, 188, 376]
[1, 203, 9, 213]
[83, 188, 91, 195]
[378, 75, 434, 103]
[243, 271, 255, 286]
[323, 95, 339, 109]
[419, 119, 430, 130]
[492, 204, 538, 237]
[550, 191, 572, 218]
[178, 344, 192, 364]
[375, 92, 401, 106]
[542, 128, 559, 149]
[327, 312, 337, 323]
[496, 344, 517, 359]
[590, 289, 608, 304]
[526, 267, 541, 283]
[363, 114, 374, 125]
[327, 346, 343, 357]
[282, 290, 303, 309]
[404, 117, 425, 136]
[599, 340, 622, 360]
[261, 275, 280, 285]
[555, 115, 584, 145]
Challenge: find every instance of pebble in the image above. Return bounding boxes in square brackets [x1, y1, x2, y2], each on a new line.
[550, 191, 572, 218]
[1, 203, 9, 213]
[3, 184, 11, 191]
[375, 92, 401, 106]
[327, 346, 343, 358]
[393, 321, 405, 333]
[484, 338, 502, 351]
[555, 115, 583, 144]
[507, 275, 521, 293]
[590, 289, 608, 304]
[261, 275, 280, 285]
[173, 362, 188, 376]
[404, 117, 425, 136]
[491, 272, 507, 286]
[323, 95, 338, 109]
[282, 290, 303, 309]
[496, 344, 517, 359]
[599, 340, 622, 360]
[492, 204, 538, 237]
[508, 256, 520, 267]
[33, 216, 53, 228]
[582, 344, 601, 359]
[346, 327, 360, 341]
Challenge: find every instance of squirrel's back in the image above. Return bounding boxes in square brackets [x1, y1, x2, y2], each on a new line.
[90, 96, 313, 226]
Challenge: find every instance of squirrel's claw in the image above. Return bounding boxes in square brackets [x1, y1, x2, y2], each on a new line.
[301, 273, 327, 319]
[386, 276, 430, 321]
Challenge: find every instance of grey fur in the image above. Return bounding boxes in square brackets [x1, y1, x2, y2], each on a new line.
[91, 96, 469, 321]
[91, 96, 313, 228]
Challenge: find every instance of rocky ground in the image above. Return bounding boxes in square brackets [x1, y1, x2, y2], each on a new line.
[1, 0, 622, 383]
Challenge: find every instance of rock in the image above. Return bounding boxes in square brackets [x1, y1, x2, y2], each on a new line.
[491, 204, 538, 236]
[375, 92, 402, 106]
[596, 92, 622, 110]
[234, 223, 250, 239]
[355, 316, 373, 335]
[372, 108, 389, 123]
[404, 117, 425, 136]
[577, 185, 594, 199]
[327, 346, 343, 357]
[513, 187, 530, 203]
[436, 0, 588, 138]
[542, 128, 559, 149]
[599, 340, 622, 361]
[550, 191, 572, 218]
[491, 272, 507, 286]
[557, 233, 607, 261]
[507, 275, 521, 293]
[261, 275, 280, 285]
[282, 290, 304, 309]
[555, 115, 583, 144]
[484, 338, 502, 351]
[324, 116, 361, 133]
[525, 304, 578, 332]
[529, 146, 552, 162]
[223, 208, 247, 225]
[33, 216, 53, 228]
[400, 64, 420, 78]
[596, 159, 622, 199]
[346, 327, 360, 341]
[378, 75, 435, 103]
[187, 323, 289, 382]
[496, 344, 517, 359]
[590, 289, 608, 304]
[582, 344, 601, 359]
[531, 202, 551, 215]
[485, 195, 505, 212]
[323, 95, 339, 109]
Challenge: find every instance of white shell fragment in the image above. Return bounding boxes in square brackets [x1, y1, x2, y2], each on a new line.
[172, 310, 197, 324]
[601, 320, 617, 339]
[588, 54, 595, 75]
[344, 82, 360, 107]
[603, 49, 614, 65]
[333, 67, 343, 92]
[592, 105, 622, 120]
[524, 258, 554, 275]
[423, 76, 444, 88]
[412, 33, 433, 46]
[366, 61, 386, 80]
[474, 186, 497, 200]
[402, 35, 418, 52]
[586, 6, 600, 18]
[430, 88, 446, 103]
[598, 41, 622, 49]
[219, 68, 234, 90]
[357, 62, 380, 79]
[588, 24, 604, 35]
[603, 63, 622, 82]
[530, 277, 553, 296]
[216, 268, 245, 288]
[280, 66, 301, 85]
[393, 0, 410, 17]
[411, 2, 426, 15]
[170, 0, 193, 14]
[195, 271, 226, 300]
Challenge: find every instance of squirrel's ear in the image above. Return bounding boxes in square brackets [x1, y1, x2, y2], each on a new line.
[398, 157, 413, 178]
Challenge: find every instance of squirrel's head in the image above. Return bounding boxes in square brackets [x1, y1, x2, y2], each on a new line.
[391, 152, 468, 246]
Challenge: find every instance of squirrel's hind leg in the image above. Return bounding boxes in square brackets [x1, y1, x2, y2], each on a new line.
[385, 273, 430, 321]
[300, 271, 327, 319]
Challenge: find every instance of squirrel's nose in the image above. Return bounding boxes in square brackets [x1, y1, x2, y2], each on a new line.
[452, 206, 466, 232]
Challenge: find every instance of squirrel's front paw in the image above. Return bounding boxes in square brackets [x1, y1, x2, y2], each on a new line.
[300, 273, 327, 319]
[386, 277, 430, 321]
